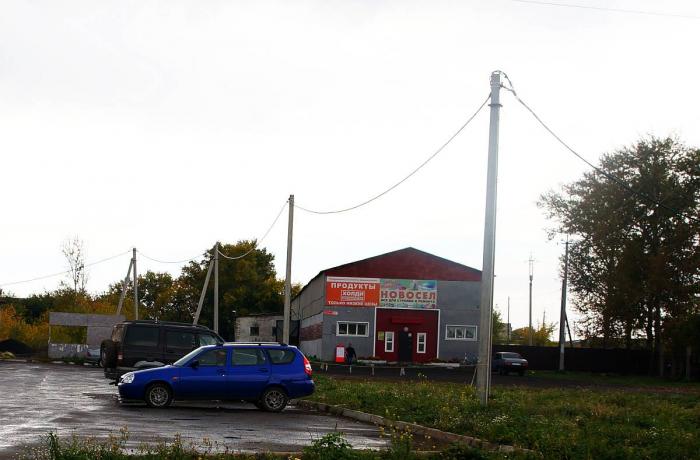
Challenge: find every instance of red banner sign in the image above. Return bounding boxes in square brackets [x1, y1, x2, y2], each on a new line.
[325, 276, 380, 306]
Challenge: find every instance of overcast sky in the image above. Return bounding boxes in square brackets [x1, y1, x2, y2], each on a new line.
[1, 0, 699, 334]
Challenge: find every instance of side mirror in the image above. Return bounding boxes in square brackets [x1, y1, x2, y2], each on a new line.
[190, 360, 200, 369]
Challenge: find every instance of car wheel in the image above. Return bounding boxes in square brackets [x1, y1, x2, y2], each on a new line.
[260, 387, 288, 412]
[145, 383, 172, 408]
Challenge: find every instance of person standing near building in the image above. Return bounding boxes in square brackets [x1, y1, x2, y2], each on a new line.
[345, 343, 356, 365]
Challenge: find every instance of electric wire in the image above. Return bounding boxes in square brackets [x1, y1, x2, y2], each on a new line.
[512, 0, 700, 20]
[217, 200, 289, 260]
[0, 250, 132, 288]
[501, 80, 700, 224]
[294, 94, 491, 214]
[137, 250, 205, 264]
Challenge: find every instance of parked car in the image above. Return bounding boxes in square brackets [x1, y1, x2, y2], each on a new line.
[117, 343, 314, 411]
[101, 320, 223, 380]
[85, 347, 102, 366]
[492, 352, 528, 375]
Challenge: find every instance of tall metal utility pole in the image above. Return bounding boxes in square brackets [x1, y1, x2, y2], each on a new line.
[528, 254, 534, 346]
[507, 296, 511, 343]
[132, 248, 139, 320]
[558, 237, 570, 371]
[214, 242, 219, 334]
[283, 194, 294, 345]
[476, 71, 501, 406]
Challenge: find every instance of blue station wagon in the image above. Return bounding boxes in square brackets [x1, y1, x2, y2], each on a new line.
[117, 343, 314, 411]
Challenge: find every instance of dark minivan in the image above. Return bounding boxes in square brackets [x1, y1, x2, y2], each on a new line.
[101, 320, 223, 379]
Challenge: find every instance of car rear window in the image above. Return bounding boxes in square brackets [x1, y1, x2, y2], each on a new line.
[111, 325, 124, 342]
[267, 349, 296, 364]
[231, 348, 266, 366]
[124, 326, 159, 347]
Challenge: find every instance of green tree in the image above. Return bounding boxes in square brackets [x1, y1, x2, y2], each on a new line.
[510, 322, 556, 346]
[492, 309, 506, 344]
[539, 137, 700, 372]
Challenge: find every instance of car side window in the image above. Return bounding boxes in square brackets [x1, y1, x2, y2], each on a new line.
[197, 349, 227, 366]
[198, 333, 219, 346]
[124, 326, 159, 347]
[267, 349, 296, 365]
[166, 331, 195, 349]
[231, 348, 266, 366]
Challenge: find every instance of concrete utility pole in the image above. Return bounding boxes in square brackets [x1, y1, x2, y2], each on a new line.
[558, 237, 570, 371]
[115, 258, 134, 315]
[283, 194, 294, 345]
[193, 259, 214, 326]
[507, 296, 511, 343]
[476, 71, 502, 406]
[528, 254, 534, 346]
[132, 248, 139, 320]
[214, 242, 219, 334]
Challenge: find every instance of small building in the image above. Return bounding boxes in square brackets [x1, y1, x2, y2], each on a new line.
[292, 247, 482, 363]
[234, 313, 282, 342]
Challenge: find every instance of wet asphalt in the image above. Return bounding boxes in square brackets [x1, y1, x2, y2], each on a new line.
[0, 361, 389, 458]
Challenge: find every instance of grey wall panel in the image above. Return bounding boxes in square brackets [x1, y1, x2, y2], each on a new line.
[321, 307, 375, 361]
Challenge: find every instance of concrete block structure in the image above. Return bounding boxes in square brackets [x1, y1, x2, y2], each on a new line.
[292, 248, 481, 363]
[234, 313, 283, 342]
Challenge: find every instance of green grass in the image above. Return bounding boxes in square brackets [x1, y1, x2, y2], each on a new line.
[309, 375, 700, 460]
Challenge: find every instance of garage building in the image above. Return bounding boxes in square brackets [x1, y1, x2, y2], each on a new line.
[292, 247, 482, 363]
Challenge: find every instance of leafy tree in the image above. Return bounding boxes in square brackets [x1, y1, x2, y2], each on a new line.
[492, 309, 506, 344]
[539, 137, 700, 372]
[510, 322, 556, 346]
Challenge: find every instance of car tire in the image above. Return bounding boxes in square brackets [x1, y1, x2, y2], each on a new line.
[259, 387, 288, 412]
[101, 340, 117, 369]
[145, 383, 173, 408]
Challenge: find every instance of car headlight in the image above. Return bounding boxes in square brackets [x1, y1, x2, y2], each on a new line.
[121, 372, 135, 384]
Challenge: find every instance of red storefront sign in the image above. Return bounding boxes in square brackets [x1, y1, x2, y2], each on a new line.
[325, 277, 380, 306]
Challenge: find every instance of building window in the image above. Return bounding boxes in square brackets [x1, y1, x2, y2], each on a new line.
[250, 326, 259, 337]
[385, 331, 394, 352]
[417, 332, 426, 353]
[445, 325, 477, 341]
[336, 322, 369, 337]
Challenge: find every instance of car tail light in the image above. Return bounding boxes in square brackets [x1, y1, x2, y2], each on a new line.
[303, 355, 312, 376]
[117, 353, 123, 363]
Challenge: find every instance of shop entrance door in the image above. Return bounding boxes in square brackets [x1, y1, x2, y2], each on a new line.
[398, 331, 412, 362]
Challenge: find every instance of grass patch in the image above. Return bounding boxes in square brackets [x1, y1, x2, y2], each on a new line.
[20, 431, 505, 460]
[310, 375, 700, 460]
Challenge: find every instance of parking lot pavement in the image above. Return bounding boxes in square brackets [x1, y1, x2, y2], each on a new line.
[0, 361, 389, 458]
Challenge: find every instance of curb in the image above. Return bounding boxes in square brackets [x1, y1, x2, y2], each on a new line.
[295, 400, 539, 457]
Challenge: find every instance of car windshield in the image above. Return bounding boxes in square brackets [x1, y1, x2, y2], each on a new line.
[173, 347, 205, 366]
[501, 353, 522, 359]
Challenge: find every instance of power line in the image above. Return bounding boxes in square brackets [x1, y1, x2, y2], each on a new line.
[137, 250, 205, 264]
[512, 0, 700, 20]
[501, 82, 700, 225]
[218, 200, 289, 260]
[0, 250, 131, 288]
[294, 94, 491, 214]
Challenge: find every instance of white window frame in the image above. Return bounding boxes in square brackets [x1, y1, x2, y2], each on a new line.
[336, 321, 369, 337]
[445, 325, 477, 341]
[416, 332, 427, 354]
[384, 331, 394, 352]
